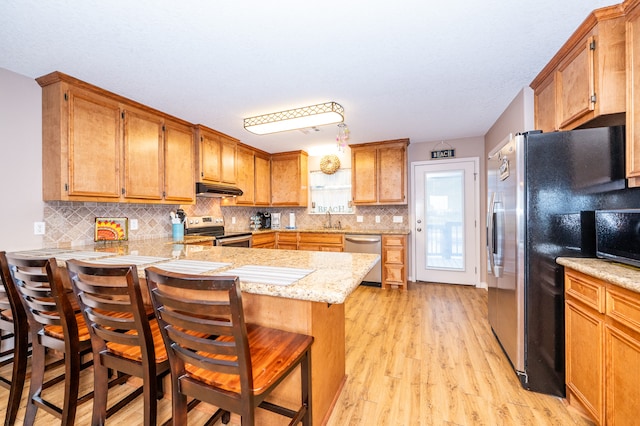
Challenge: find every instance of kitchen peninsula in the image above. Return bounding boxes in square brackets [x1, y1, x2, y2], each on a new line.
[16, 238, 380, 425]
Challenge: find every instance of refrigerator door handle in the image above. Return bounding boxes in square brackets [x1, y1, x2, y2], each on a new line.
[493, 196, 504, 278]
[487, 192, 496, 275]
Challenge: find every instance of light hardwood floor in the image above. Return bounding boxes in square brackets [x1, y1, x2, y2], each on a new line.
[0, 282, 592, 425]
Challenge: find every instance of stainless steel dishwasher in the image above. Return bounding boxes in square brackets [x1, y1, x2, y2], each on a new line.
[344, 234, 381, 286]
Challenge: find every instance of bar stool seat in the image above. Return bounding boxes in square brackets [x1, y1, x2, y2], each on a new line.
[145, 266, 314, 426]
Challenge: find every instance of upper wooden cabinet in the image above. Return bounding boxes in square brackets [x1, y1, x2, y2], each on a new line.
[626, 0, 640, 185]
[531, 4, 626, 132]
[254, 151, 271, 205]
[350, 139, 409, 205]
[224, 144, 271, 206]
[37, 71, 195, 204]
[271, 151, 308, 207]
[195, 125, 237, 185]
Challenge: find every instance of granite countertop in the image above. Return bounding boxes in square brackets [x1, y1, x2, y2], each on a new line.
[250, 228, 410, 235]
[14, 238, 380, 305]
[557, 257, 640, 294]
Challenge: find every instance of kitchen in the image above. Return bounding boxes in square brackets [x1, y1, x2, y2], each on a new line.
[2, 0, 640, 425]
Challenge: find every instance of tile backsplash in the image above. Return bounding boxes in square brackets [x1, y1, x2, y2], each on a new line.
[43, 198, 408, 248]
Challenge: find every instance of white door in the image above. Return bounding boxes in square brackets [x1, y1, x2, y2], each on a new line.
[412, 158, 479, 285]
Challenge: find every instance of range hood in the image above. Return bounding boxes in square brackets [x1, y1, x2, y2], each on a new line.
[195, 182, 243, 197]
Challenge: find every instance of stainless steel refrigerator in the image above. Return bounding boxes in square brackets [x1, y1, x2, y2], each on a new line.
[486, 126, 627, 396]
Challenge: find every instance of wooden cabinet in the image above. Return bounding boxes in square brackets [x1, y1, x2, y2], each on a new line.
[195, 125, 237, 185]
[163, 119, 195, 202]
[227, 144, 271, 206]
[271, 151, 308, 207]
[626, 0, 640, 186]
[564, 269, 606, 425]
[37, 71, 195, 204]
[531, 5, 626, 132]
[350, 139, 408, 205]
[382, 234, 407, 289]
[533, 73, 558, 132]
[564, 267, 640, 425]
[276, 232, 298, 250]
[122, 107, 164, 201]
[298, 233, 344, 252]
[604, 284, 640, 425]
[254, 152, 271, 206]
[252, 232, 276, 249]
[234, 144, 255, 205]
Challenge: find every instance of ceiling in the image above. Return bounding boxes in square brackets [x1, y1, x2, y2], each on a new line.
[0, 0, 616, 155]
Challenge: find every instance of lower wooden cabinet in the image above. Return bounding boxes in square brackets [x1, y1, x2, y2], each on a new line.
[251, 232, 276, 249]
[564, 268, 640, 425]
[276, 232, 298, 250]
[382, 234, 407, 289]
[298, 233, 343, 252]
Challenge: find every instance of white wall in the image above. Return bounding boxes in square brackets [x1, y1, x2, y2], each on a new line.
[0, 67, 44, 251]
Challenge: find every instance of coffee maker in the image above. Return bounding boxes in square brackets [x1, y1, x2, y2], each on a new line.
[257, 212, 271, 229]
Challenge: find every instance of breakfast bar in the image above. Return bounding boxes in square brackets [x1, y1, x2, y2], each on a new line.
[16, 239, 380, 425]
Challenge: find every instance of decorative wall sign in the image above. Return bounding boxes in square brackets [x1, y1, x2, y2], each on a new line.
[95, 217, 128, 241]
[431, 149, 455, 159]
[430, 140, 455, 159]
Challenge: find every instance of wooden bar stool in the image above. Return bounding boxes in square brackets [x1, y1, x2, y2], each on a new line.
[0, 251, 30, 426]
[145, 267, 314, 426]
[4, 253, 95, 426]
[66, 259, 171, 426]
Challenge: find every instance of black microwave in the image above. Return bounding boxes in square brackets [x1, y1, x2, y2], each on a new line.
[595, 209, 640, 268]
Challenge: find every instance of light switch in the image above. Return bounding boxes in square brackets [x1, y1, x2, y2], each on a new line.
[375, 216, 381, 223]
[34, 222, 45, 235]
[130, 219, 138, 230]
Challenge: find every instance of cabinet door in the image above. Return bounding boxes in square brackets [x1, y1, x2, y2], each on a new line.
[254, 154, 271, 206]
[66, 88, 122, 199]
[557, 36, 595, 129]
[164, 119, 194, 202]
[352, 148, 377, 204]
[123, 108, 164, 200]
[378, 145, 406, 204]
[628, 6, 640, 184]
[199, 131, 221, 182]
[605, 324, 640, 425]
[271, 152, 307, 206]
[534, 72, 558, 132]
[220, 136, 237, 184]
[382, 235, 406, 289]
[235, 146, 255, 205]
[565, 299, 605, 425]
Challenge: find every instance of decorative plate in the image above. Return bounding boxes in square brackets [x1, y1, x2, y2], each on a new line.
[320, 154, 340, 175]
[95, 217, 128, 241]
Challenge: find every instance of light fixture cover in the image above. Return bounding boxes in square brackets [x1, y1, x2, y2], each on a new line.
[244, 102, 344, 134]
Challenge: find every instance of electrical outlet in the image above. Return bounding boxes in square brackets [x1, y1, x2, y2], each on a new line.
[356, 216, 363, 223]
[393, 216, 403, 223]
[130, 219, 139, 230]
[375, 215, 381, 223]
[34, 222, 46, 235]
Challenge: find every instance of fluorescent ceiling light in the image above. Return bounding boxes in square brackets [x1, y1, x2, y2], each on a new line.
[244, 102, 344, 135]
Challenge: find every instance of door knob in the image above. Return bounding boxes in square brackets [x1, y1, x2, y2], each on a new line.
[417, 227, 422, 232]
[417, 219, 422, 224]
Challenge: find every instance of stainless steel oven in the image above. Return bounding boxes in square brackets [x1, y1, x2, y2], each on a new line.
[184, 216, 253, 248]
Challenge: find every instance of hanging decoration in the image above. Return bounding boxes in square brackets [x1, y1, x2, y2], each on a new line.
[336, 123, 350, 152]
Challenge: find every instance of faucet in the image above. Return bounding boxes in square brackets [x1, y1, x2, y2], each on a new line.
[326, 211, 332, 229]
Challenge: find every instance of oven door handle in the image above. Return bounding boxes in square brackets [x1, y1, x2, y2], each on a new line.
[215, 235, 253, 246]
